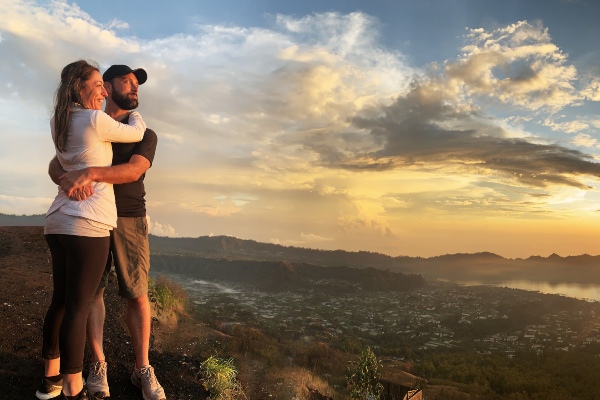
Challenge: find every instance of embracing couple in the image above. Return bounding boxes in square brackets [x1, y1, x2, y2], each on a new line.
[36, 60, 166, 400]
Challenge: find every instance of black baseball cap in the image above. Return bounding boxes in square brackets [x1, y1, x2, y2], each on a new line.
[103, 65, 147, 85]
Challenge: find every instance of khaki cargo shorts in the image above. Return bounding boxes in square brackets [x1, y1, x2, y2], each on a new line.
[100, 216, 150, 299]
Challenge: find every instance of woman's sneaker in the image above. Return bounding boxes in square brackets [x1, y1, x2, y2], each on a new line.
[131, 365, 166, 400]
[35, 376, 63, 399]
[86, 361, 110, 398]
[58, 388, 94, 399]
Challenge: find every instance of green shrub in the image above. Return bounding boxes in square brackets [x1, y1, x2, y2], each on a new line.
[200, 355, 247, 399]
[148, 276, 187, 314]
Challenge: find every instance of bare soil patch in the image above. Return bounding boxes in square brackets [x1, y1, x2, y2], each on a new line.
[0, 226, 210, 399]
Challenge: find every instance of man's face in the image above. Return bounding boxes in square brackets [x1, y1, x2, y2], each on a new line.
[106, 72, 139, 110]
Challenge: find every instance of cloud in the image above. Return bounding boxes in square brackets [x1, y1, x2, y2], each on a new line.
[347, 79, 600, 189]
[300, 232, 334, 242]
[572, 133, 600, 149]
[280, 20, 600, 191]
[106, 18, 129, 31]
[147, 215, 177, 237]
[122, 11, 416, 189]
[449, 21, 580, 111]
[2, 2, 600, 257]
[0, 0, 139, 116]
[582, 78, 600, 101]
[543, 118, 589, 133]
[337, 214, 392, 237]
[0, 194, 53, 215]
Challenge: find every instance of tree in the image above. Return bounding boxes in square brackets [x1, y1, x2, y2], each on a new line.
[346, 347, 384, 400]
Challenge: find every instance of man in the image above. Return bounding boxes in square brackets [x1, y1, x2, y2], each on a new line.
[48, 65, 166, 400]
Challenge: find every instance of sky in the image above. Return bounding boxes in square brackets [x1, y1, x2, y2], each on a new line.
[2, 0, 600, 259]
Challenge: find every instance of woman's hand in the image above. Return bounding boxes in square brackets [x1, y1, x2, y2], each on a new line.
[67, 186, 94, 201]
[59, 169, 94, 200]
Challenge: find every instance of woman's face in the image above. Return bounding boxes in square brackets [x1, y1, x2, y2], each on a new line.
[79, 70, 107, 110]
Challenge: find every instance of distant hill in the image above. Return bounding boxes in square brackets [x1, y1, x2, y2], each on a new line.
[151, 254, 426, 292]
[4, 214, 600, 285]
[0, 213, 44, 226]
[149, 234, 401, 268]
[149, 235, 600, 285]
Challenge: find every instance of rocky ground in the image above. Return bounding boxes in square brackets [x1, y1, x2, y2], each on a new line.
[0, 226, 422, 400]
[0, 226, 213, 399]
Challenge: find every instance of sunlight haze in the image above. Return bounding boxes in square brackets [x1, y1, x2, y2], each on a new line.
[2, 0, 600, 258]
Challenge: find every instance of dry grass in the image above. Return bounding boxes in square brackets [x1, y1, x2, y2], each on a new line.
[424, 384, 472, 400]
[272, 367, 338, 399]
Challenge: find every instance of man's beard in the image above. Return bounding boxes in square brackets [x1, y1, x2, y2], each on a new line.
[112, 90, 139, 110]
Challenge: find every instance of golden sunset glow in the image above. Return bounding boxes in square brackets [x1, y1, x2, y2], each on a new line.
[2, 1, 600, 258]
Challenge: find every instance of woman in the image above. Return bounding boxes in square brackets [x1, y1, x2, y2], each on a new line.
[36, 60, 147, 400]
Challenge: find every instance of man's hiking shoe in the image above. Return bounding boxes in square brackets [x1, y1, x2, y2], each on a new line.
[35, 376, 63, 399]
[86, 361, 110, 398]
[131, 365, 166, 400]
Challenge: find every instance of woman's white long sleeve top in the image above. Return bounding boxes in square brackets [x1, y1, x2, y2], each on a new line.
[46, 106, 146, 228]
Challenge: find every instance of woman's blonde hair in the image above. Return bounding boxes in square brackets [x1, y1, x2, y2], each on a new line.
[52, 60, 99, 152]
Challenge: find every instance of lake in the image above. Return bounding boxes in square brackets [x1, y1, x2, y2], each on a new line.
[152, 270, 600, 304]
[458, 280, 600, 302]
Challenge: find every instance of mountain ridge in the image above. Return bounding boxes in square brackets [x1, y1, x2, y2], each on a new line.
[3, 214, 599, 285]
[151, 254, 426, 293]
[148, 234, 600, 285]
[3, 213, 594, 261]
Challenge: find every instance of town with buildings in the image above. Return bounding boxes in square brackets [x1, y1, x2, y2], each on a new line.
[157, 272, 600, 358]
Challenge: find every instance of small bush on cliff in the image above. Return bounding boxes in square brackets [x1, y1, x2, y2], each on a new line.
[346, 347, 383, 400]
[148, 276, 187, 315]
[199, 355, 247, 399]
